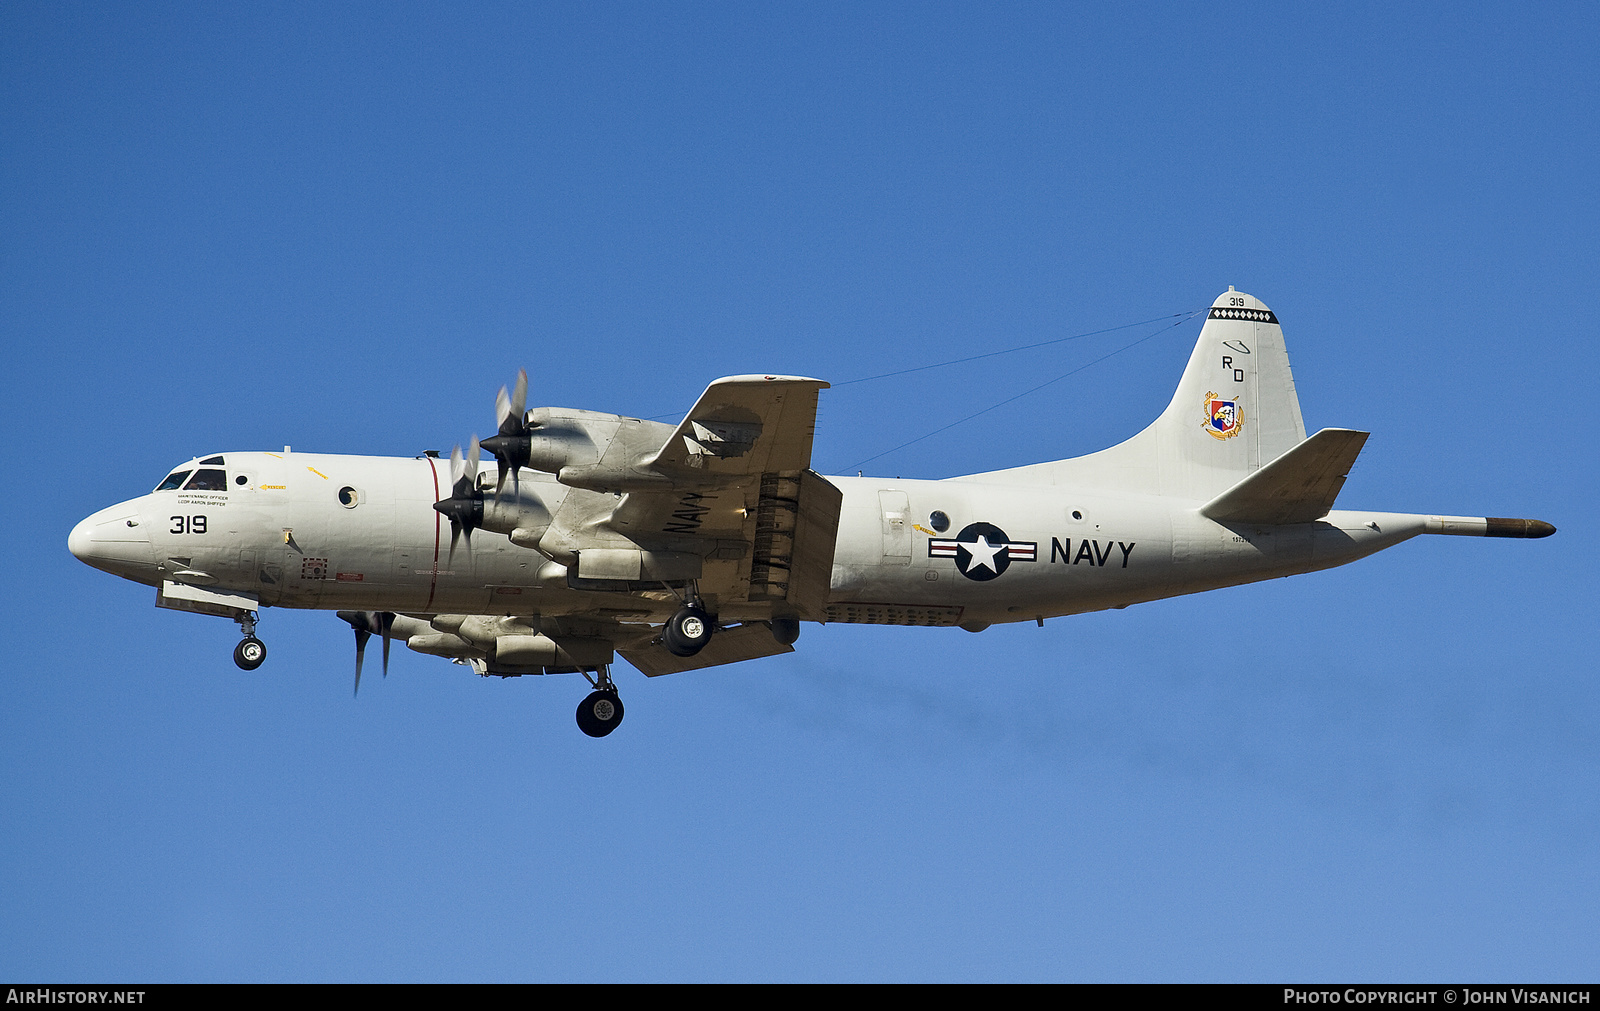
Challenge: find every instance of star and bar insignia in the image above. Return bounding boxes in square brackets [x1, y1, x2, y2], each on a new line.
[928, 522, 1037, 581]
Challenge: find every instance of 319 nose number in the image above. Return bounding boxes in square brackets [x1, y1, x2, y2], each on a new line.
[170, 515, 207, 534]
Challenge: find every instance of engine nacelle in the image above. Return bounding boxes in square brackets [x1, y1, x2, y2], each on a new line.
[523, 408, 602, 474]
[427, 614, 615, 669]
[575, 547, 702, 582]
[478, 493, 553, 542]
[486, 408, 680, 493]
[493, 633, 614, 668]
[406, 631, 479, 658]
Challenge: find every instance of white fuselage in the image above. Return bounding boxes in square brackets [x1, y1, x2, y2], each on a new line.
[71, 449, 1425, 629]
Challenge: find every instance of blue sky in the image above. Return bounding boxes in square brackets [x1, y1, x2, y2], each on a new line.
[3, 2, 1597, 981]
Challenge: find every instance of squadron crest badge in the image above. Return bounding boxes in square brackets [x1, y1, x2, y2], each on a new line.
[1202, 391, 1243, 440]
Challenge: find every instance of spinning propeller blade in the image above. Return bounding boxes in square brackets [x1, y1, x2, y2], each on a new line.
[439, 438, 482, 562]
[496, 369, 527, 436]
[340, 611, 396, 697]
[354, 626, 369, 696]
[487, 369, 530, 496]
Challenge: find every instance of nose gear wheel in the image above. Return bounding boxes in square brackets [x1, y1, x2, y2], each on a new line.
[232, 611, 266, 670]
[233, 636, 266, 670]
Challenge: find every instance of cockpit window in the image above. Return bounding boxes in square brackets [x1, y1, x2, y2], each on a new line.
[200, 455, 225, 465]
[185, 469, 228, 491]
[155, 470, 192, 491]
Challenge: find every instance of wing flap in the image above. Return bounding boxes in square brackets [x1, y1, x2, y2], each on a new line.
[747, 470, 842, 618]
[1201, 428, 1369, 525]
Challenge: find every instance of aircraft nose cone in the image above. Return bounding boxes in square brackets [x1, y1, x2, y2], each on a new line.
[67, 503, 156, 576]
[67, 516, 94, 561]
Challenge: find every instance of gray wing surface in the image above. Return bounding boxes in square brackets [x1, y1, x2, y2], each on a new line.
[645, 374, 830, 478]
[609, 376, 842, 618]
[619, 621, 796, 676]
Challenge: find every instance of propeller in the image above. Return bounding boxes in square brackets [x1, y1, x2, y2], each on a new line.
[338, 610, 395, 697]
[433, 437, 483, 561]
[480, 369, 531, 496]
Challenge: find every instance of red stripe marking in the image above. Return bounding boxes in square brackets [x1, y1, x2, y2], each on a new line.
[425, 456, 441, 610]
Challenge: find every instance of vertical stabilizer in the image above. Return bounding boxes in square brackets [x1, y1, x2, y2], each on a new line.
[965, 289, 1308, 499]
[1150, 288, 1307, 499]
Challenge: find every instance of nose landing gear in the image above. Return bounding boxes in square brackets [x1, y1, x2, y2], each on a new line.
[233, 611, 267, 670]
[576, 665, 624, 738]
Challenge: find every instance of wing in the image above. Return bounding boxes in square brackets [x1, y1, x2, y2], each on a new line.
[618, 621, 795, 676]
[604, 376, 842, 618]
[338, 610, 798, 682]
[646, 374, 830, 477]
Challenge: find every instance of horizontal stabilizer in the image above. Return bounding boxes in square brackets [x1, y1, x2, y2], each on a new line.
[1201, 428, 1369, 525]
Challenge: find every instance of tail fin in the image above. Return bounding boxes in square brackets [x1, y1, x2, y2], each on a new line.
[1150, 288, 1307, 498]
[969, 289, 1309, 499]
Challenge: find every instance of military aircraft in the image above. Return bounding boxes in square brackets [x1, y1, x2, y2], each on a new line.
[68, 288, 1555, 737]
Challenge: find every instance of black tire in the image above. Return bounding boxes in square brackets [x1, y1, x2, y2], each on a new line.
[234, 636, 267, 670]
[576, 690, 624, 738]
[662, 606, 713, 658]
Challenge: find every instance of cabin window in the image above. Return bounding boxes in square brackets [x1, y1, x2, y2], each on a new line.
[155, 470, 191, 491]
[929, 510, 950, 533]
[185, 469, 228, 491]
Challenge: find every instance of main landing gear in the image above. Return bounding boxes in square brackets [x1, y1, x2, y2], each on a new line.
[233, 611, 266, 670]
[576, 665, 624, 738]
[663, 602, 714, 657]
